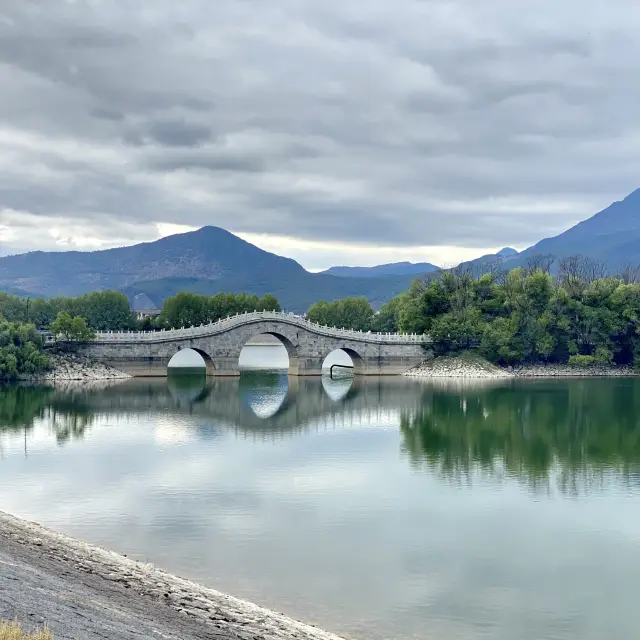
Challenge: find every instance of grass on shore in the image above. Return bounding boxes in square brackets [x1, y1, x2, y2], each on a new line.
[0, 621, 52, 640]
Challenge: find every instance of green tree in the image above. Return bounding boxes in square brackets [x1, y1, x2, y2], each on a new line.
[372, 295, 405, 332]
[430, 308, 485, 352]
[0, 292, 28, 323]
[259, 293, 281, 312]
[158, 291, 282, 328]
[0, 320, 49, 379]
[50, 312, 96, 344]
[74, 291, 137, 330]
[157, 292, 209, 328]
[306, 300, 331, 326]
[307, 297, 374, 331]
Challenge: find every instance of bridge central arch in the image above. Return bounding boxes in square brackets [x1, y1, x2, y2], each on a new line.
[238, 331, 299, 375]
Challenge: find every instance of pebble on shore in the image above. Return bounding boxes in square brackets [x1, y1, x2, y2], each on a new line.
[404, 354, 638, 379]
[404, 354, 511, 378]
[22, 353, 131, 382]
[511, 363, 636, 377]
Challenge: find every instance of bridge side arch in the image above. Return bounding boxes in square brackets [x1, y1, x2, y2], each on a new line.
[321, 346, 365, 376]
[170, 346, 216, 376]
[340, 347, 364, 373]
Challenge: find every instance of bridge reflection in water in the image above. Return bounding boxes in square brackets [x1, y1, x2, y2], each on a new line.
[4, 376, 640, 492]
[164, 371, 388, 434]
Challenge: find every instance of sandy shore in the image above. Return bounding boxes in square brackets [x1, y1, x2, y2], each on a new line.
[0, 511, 349, 640]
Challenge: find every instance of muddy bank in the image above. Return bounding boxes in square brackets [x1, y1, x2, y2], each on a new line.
[0, 512, 349, 640]
[22, 353, 131, 382]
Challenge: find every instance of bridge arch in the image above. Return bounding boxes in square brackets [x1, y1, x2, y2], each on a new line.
[238, 331, 299, 375]
[168, 347, 215, 376]
[322, 347, 365, 377]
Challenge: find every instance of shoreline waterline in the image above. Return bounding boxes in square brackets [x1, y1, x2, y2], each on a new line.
[19, 349, 640, 382]
[404, 355, 639, 379]
[0, 511, 351, 640]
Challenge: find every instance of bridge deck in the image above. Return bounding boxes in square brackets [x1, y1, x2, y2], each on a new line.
[90, 311, 432, 344]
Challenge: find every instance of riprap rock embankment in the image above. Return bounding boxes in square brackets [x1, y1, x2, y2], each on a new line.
[0, 511, 349, 640]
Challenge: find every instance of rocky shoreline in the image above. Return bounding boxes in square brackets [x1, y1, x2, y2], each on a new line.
[511, 363, 636, 377]
[404, 355, 638, 379]
[21, 353, 131, 382]
[404, 355, 511, 379]
[0, 511, 348, 640]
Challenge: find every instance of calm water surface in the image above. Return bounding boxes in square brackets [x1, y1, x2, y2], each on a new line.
[2, 356, 640, 639]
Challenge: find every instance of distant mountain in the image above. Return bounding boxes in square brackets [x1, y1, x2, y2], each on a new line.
[122, 272, 415, 314]
[496, 247, 519, 258]
[0, 227, 304, 298]
[456, 247, 520, 273]
[322, 261, 439, 278]
[0, 226, 416, 312]
[0, 285, 34, 299]
[131, 293, 159, 311]
[512, 189, 640, 268]
[3, 188, 640, 312]
[458, 189, 640, 275]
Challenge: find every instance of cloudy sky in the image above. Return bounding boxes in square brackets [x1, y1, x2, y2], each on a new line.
[1, 1, 639, 270]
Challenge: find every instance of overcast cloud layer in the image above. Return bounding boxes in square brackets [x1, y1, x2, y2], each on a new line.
[1, 0, 640, 269]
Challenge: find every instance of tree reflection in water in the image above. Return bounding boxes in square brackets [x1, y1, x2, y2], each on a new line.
[167, 371, 208, 408]
[400, 378, 640, 494]
[3, 377, 640, 493]
[0, 384, 95, 446]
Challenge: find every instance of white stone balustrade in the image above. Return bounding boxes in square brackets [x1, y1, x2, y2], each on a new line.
[92, 310, 431, 344]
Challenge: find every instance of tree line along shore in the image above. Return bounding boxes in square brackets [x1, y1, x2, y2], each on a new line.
[2, 256, 640, 380]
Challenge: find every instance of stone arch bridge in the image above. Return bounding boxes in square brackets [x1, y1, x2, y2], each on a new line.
[82, 311, 432, 377]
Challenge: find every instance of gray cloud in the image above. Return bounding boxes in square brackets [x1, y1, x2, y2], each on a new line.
[1, 0, 639, 260]
[146, 119, 213, 148]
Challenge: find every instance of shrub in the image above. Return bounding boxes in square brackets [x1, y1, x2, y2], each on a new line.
[568, 354, 597, 368]
[0, 620, 52, 640]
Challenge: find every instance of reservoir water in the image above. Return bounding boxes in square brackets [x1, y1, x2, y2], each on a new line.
[1, 346, 640, 639]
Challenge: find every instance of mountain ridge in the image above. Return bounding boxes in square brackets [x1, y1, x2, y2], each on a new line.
[1, 188, 640, 310]
[505, 189, 640, 268]
[321, 261, 439, 278]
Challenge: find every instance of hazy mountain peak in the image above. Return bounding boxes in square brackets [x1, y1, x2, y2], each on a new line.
[322, 261, 439, 278]
[513, 187, 640, 268]
[496, 247, 519, 258]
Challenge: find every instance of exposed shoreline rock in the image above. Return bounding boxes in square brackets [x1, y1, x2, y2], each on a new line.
[511, 363, 637, 377]
[404, 354, 511, 379]
[21, 353, 131, 382]
[405, 355, 639, 379]
[0, 511, 348, 640]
